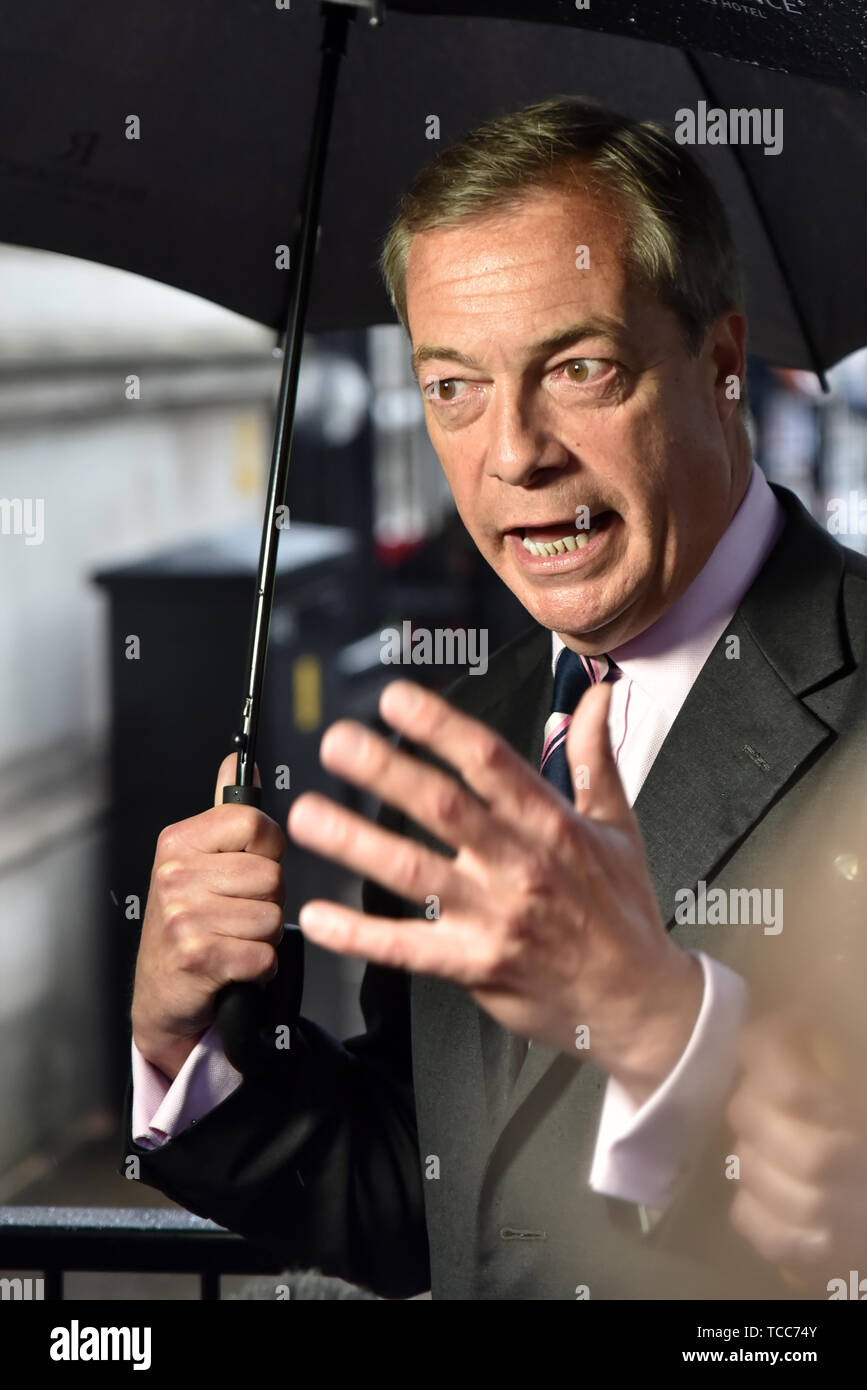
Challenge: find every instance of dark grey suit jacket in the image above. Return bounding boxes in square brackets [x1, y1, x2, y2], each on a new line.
[121, 483, 867, 1299]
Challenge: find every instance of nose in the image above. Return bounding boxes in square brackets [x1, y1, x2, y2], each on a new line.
[485, 382, 569, 486]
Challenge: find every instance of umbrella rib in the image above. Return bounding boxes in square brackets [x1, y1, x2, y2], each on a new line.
[682, 48, 830, 392]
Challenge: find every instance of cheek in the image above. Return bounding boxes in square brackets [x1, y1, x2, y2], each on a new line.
[436, 447, 494, 536]
[576, 414, 669, 522]
[440, 468, 475, 528]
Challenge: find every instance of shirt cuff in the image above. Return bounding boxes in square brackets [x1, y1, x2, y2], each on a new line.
[131, 1025, 243, 1150]
[588, 951, 748, 1210]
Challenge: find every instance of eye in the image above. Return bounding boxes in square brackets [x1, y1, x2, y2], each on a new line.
[558, 358, 607, 384]
[423, 377, 467, 403]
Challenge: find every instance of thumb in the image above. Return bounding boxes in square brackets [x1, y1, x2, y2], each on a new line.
[214, 753, 261, 808]
[565, 681, 629, 825]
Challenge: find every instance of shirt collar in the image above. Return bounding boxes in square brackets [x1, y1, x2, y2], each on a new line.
[551, 461, 786, 714]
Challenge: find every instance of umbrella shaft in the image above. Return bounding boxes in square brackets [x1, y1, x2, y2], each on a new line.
[232, 3, 354, 791]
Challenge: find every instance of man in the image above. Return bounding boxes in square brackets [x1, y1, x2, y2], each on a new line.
[125, 98, 867, 1300]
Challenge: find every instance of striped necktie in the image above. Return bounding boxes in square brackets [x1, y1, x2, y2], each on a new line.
[539, 648, 620, 800]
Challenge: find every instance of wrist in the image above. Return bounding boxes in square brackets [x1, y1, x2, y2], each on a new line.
[132, 1019, 206, 1083]
[605, 949, 704, 1107]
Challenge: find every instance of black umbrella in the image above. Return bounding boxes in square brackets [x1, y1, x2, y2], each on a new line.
[2, 2, 865, 361]
[2, 0, 865, 1067]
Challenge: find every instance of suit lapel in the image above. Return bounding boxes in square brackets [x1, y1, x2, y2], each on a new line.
[487, 484, 852, 1141]
[631, 623, 836, 932]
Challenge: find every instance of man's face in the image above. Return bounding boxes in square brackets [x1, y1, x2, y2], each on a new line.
[405, 182, 748, 651]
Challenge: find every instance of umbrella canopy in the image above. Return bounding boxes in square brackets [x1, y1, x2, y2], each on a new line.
[0, 0, 865, 374]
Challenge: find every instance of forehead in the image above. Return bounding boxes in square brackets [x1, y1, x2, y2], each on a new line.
[405, 184, 634, 342]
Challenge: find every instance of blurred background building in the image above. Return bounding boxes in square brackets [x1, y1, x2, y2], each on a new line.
[0, 243, 865, 1294]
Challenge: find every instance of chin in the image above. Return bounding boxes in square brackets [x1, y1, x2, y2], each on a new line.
[539, 585, 643, 643]
[521, 595, 610, 637]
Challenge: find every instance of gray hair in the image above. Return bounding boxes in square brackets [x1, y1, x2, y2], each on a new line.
[380, 97, 747, 404]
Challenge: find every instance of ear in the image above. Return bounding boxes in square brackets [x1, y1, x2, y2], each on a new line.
[708, 309, 747, 423]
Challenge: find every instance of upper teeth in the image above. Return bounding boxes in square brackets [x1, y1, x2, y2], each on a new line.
[522, 528, 594, 557]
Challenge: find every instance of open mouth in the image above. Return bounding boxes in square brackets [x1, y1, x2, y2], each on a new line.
[516, 509, 616, 557]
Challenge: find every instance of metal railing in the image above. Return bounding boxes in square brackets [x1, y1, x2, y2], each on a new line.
[0, 1206, 286, 1300]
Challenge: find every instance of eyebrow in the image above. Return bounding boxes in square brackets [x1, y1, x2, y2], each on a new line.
[409, 316, 627, 381]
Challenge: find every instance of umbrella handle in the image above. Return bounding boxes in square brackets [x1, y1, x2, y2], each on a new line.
[213, 783, 304, 1075]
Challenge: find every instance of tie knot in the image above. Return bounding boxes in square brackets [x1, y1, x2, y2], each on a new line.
[551, 648, 617, 715]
